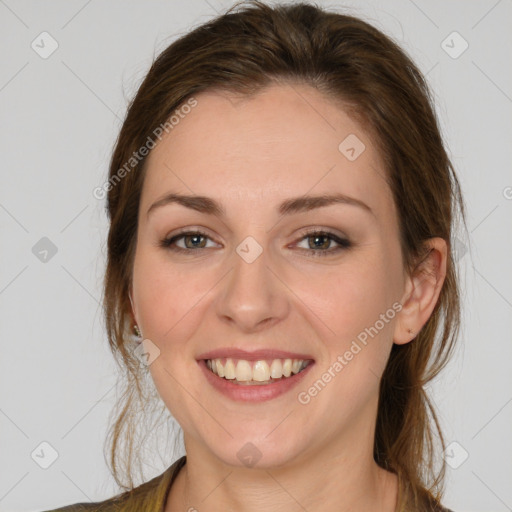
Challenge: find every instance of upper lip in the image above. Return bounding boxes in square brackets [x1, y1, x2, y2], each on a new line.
[197, 348, 315, 361]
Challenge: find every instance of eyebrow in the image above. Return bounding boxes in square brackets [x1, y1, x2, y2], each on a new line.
[146, 192, 374, 219]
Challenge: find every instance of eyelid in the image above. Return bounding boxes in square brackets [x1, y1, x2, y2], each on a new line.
[293, 225, 348, 241]
[163, 225, 348, 242]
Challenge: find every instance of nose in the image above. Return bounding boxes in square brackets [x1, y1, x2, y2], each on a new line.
[215, 240, 290, 333]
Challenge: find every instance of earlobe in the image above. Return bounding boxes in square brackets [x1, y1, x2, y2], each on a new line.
[393, 238, 448, 345]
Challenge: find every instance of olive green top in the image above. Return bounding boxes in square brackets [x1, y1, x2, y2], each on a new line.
[42, 456, 187, 512]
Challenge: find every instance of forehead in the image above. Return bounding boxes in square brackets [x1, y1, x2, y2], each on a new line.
[141, 83, 394, 221]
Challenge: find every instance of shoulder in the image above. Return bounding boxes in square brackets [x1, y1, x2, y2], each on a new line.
[41, 456, 186, 512]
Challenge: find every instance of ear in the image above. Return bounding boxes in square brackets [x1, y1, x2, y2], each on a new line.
[393, 237, 448, 345]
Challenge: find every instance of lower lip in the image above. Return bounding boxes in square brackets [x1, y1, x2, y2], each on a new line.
[197, 359, 315, 402]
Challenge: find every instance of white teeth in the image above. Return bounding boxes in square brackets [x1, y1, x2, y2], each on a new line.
[270, 359, 282, 378]
[216, 359, 225, 378]
[235, 360, 252, 381]
[282, 359, 292, 377]
[253, 360, 270, 381]
[206, 357, 311, 383]
[224, 358, 236, 379]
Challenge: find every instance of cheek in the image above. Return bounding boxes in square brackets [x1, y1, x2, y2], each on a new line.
[134, 264, 178, 338]
[293, 262, 397, 414]
[132, 250, 215, 346]
[292, 257, 399, 405]
[132, 252, 210, 426]
[293, 259, 396, 345]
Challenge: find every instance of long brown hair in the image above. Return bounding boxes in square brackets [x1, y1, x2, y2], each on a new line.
[101, 2, 467, 510]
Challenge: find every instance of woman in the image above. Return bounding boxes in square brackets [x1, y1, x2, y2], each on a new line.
[46, 1, 466, 510]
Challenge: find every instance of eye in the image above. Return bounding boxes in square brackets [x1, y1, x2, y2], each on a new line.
[159, 228, 352, 257]
[159, 229, 219, 252]
[293, 229, 351, 257]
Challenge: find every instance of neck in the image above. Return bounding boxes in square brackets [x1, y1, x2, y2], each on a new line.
[166, 434, 398, 512]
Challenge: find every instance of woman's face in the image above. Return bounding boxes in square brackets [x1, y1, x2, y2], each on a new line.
[131, 83, 412, 469]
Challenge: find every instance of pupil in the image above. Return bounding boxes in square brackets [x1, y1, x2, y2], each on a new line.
[310, 235, 328, 250]
[187, 235, 205, 248]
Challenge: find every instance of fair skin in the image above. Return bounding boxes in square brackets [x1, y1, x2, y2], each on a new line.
[129, 82, 447, 512]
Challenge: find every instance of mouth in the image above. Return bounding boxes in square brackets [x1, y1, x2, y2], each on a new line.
[196, 349, 315, 402]
[203, 357, 313, 385]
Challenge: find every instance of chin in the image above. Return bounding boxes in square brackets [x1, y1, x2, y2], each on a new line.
[207, 432, 309, 470]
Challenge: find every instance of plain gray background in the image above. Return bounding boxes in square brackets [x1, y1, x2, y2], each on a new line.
[1, 1, 511, 511]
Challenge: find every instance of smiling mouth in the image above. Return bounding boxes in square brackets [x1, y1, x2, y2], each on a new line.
[204, 357, 313, 385]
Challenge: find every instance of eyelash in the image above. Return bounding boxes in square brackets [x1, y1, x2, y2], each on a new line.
[159, 228, 352, 257]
